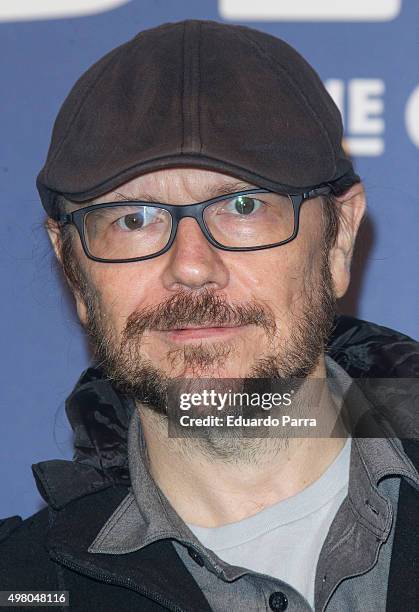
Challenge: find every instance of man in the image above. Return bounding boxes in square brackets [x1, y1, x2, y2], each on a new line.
[1, 20, 418, 612]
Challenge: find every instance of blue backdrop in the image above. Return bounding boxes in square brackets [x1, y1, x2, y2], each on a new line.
[1, 0, 418, 519]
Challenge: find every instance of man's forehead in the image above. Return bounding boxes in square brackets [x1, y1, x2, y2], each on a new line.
[70, 169, 257, 208]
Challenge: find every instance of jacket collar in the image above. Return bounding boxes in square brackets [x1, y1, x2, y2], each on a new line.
[64, 365, 134, 480]
[31, 366, 133, 510]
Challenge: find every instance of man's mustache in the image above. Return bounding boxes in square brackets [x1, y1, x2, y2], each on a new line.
[123, 288, 277, 340]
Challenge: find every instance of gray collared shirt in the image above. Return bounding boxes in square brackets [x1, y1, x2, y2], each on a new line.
[88, 357, 419, 611]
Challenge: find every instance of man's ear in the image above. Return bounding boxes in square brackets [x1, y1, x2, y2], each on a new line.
[328, 183, 366, 298]
[45, 218, 89, 325]
[45, 218, 63, 264]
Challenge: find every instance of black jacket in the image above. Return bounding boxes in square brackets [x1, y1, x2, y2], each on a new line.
[0, 315, 418, 611]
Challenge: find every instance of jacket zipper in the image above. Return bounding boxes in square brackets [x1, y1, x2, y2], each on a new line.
[51, 552, 186, 612]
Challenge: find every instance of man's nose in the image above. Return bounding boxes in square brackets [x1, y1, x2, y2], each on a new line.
[160, 217, 230, 292]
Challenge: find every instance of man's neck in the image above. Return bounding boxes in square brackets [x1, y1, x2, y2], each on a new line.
[137, 359, 348, 528]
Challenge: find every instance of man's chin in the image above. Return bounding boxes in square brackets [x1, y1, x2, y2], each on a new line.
[149, 338, 239, 379]
[159, 361, 244, 380]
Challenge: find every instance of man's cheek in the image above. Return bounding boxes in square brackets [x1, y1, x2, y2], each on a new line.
[94, 285, 133, 323]
[271, 272, 305, 313]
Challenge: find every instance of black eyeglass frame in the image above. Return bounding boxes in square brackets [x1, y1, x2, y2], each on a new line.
[57, 185, 333, 263]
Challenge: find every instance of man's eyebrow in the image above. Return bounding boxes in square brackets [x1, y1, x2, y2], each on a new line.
[107, 180, 258, 203]
[204, 181, 258, 198]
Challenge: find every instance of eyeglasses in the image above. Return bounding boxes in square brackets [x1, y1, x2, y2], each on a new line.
[57, 186, 332, 263]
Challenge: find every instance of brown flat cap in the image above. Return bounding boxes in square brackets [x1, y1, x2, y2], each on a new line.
[37, 20, 358, 216]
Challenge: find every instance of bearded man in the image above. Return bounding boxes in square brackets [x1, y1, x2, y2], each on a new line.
[1, 20, 418, 612]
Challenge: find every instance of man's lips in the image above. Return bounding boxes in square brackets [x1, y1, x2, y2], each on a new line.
[164, 323, 239, 330]
[154, 323, 249, 341]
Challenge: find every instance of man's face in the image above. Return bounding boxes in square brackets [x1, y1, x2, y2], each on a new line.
[52, 168, 355, 410]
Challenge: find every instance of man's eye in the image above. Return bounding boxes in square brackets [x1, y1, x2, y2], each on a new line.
[114, 207, 164, 231]
[116, 212, 145, 231]
[224, 196, 263, 215]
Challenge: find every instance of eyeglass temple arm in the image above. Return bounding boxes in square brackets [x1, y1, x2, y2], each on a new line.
[302, 186, 333, 200]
